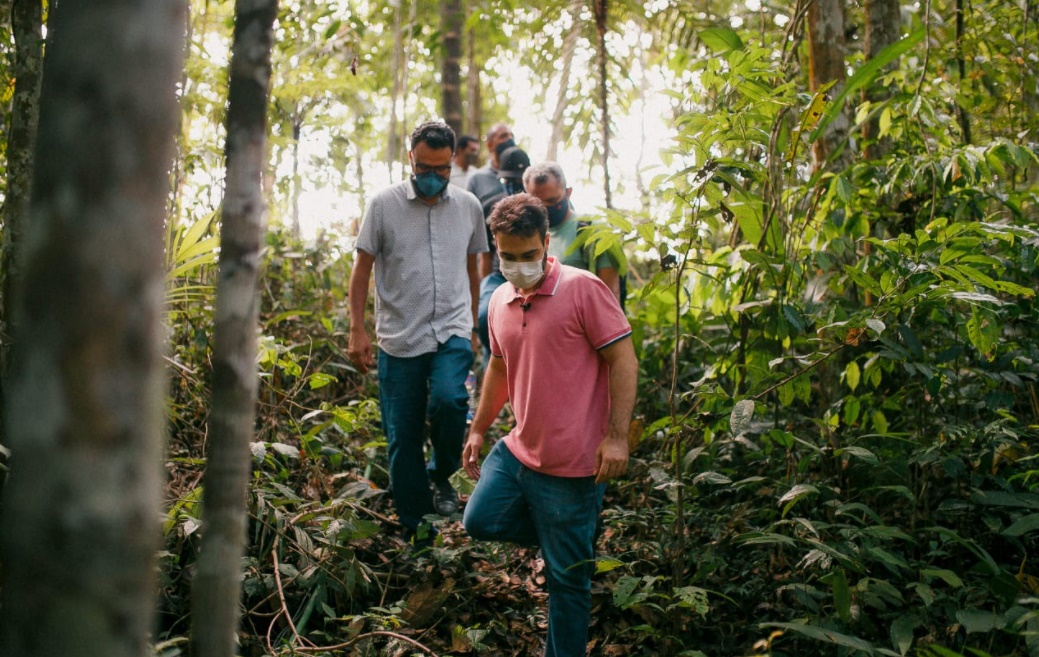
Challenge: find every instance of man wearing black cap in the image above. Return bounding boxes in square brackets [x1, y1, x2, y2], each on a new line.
[466, 123, 515, 208]
[473, 144, 530, 364]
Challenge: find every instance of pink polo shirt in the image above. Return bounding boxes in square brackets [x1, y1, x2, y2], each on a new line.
[488, 257, 632, 477]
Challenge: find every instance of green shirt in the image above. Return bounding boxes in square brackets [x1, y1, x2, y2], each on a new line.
[548, 215, 620, 273]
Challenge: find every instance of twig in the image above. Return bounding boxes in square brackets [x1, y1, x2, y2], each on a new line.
[270, 541, 304, 648]
[288, 630, 441, 656]
[752, 343, 846, 400]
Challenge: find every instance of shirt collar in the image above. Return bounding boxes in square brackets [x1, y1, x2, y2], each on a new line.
[505, 257, 561, 304]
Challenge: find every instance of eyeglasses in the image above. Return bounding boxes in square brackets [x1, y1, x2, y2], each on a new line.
[414, 162, 452, 176]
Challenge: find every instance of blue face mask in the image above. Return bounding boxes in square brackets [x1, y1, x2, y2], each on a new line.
[413, 171, 448, 198]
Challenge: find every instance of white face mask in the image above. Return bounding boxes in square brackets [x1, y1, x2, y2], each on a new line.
[500, 258, 544, 290]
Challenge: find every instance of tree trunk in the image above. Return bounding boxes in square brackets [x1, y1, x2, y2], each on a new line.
[0, 3, 186, 657]
[386, 0, 403, 175]
[189, 2, 277, 657]
[807, 0, 852, 172]
[593, 0, 613, 209]
[954, 0, 972, 144]
[547, 0, 582, 160]
[0, 0, 44, 398]
[291, 109, 302, 239]
[464, 0, 481, 140]
[441, 0, 463, 135]
[862, 0, 901, 160]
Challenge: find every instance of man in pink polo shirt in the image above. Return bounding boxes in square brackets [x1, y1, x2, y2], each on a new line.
[462, 193, 637, 657]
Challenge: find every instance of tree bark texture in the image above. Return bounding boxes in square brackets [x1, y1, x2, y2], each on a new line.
[0, 3, 186, 657]
[807, 0, 852, 172]
[547, 0, 582, 161]
[189, 2, 277, 657]
[955, 0, 972, 144]
[441, 0, 463, 135]
[464, 0, 482, 141]
[0, 0, 44, 391]
[862, 0, 901, 160]
[594, 0, 613, 209]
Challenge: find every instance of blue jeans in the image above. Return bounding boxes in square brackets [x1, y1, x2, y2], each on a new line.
[464, 440, 604, 657]
[377, 336, 473, 532]
[477, 272, 506, 364]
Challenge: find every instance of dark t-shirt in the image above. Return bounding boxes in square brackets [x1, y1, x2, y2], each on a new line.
[467, 165, 506, 275]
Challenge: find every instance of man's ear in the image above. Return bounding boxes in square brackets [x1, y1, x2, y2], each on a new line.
[565, 187, 573, 199]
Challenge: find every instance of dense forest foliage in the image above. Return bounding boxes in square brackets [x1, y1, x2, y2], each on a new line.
[0, 1, 1037, 656]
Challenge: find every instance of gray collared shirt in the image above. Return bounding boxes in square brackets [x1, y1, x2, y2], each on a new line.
[356, 179, 488, 357]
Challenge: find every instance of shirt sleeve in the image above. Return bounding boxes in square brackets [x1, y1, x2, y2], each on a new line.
[355, 194, 381, 255]
[577, 274, 631, 349]
[467, 197, 489, 254]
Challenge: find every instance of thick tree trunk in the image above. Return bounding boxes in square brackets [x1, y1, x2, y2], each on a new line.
[807, 0, 852, 172]
[0, 3, 186, 657]
[593, 0, 613, 209]
[441, 0, 463, 135]
[0, 0, 44, 397]
[862, 0, 901, 160]
[189, 2, 277, 656]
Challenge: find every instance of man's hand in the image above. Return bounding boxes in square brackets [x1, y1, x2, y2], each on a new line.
[463, 432, 485, 480]
[594, 436, 629, 484]
[347, 328, 374, 374]
[471, 332, 481, 357]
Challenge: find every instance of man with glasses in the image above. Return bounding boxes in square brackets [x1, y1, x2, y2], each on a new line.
[349, 121, 488, 548]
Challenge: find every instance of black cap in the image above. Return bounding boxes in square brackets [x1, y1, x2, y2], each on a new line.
[498, 146, 530, 180]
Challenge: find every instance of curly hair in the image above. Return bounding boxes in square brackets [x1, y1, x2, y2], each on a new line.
[410, 120, 456, 152]
[487, 193, 548, 240]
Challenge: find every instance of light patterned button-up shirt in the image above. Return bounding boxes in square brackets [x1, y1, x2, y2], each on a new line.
[356, 179, 488, 357]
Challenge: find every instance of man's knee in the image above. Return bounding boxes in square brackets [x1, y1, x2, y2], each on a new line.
[463, 506, 496, 541]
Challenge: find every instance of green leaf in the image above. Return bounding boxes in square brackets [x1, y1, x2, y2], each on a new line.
[966, 305, 1000, 360]
[921, 568, 964, 588]
[595, 558, 626, 574]
[845, 361, 861, 391]
[956, 609, 1004, 634]
[730, 399, 755, 436]
[307, 372, 336, 389]
[830, 568, 852, 623]
[761, 622, 875, 652]
[865, 318, 886, 336]
[844, 265, 883, 296]
[811, 25, 925, 141]
[1003, 513, 1039, 537]
[872, 410, 889, 435]
[780, 484, 819, 517]
[890, 615, 919, 656]
[835, 445, 879, 465]
[699, 28, 744, 53]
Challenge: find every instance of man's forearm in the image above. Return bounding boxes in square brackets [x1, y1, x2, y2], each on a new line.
[471, 359, 509, 435]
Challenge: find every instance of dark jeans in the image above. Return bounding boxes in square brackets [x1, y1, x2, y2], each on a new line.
[464, 440, 604, 657]
[477, 272, 507, 365]
[377, 335, 473, 532]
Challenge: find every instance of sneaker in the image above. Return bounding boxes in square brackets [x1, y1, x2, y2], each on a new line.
[432, 480, 459, 516]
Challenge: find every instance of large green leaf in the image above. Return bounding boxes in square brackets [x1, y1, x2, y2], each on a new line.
[699, 27, 744, 53]
[810, 25, 926, 141]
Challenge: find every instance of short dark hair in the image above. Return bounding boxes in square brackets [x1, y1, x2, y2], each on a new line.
[458, 135, 478, 150]
[487, 193, 548, 241]
[410, 121, 456, 152]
